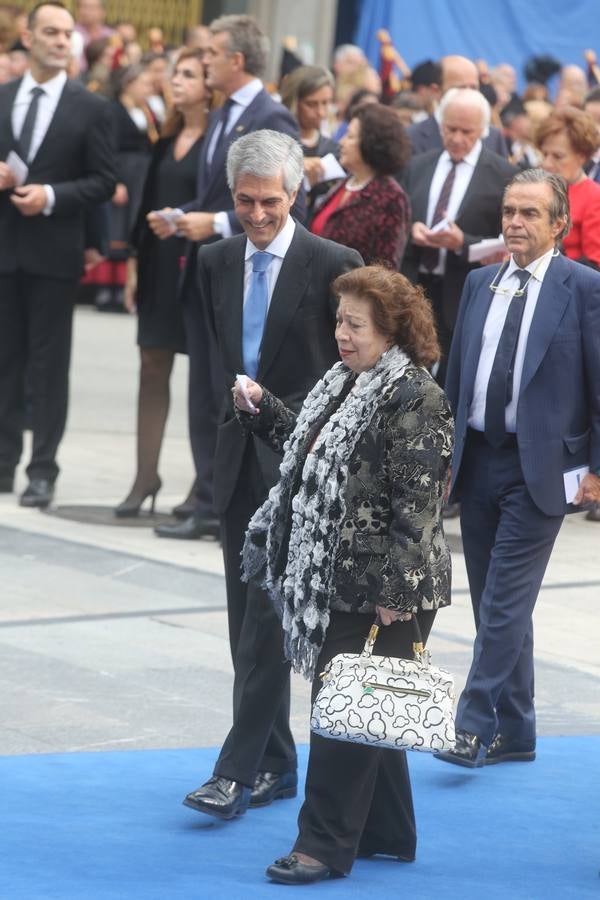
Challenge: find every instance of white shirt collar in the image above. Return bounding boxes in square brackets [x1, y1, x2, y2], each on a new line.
[21, 69, 67, 101]
[245, 215, 296, 261]
[504, 247, 556, 283]
[230, 78, 263, 109]
[439, 139, 482, 169]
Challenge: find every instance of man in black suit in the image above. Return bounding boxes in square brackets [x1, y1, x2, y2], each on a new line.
[181, 130, 362, 821]
[402, 88, 517, 384]
[407, 55, 509, 159]
[0, 1, 115, 506]
[149, 14, 304, 540]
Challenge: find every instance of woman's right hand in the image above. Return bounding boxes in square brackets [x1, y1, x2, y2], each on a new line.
[232, 377, 263, 414]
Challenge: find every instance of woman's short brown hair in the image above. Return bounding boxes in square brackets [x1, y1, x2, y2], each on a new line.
[535, 106, 600, 157]
[353, 103, 411, 175]
[332, 265, 440, 368]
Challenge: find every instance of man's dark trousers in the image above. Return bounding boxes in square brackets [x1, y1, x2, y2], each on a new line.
[0, 273, 77, 482]
[214, 441, 295, 787]
[456, 430, 563, 746]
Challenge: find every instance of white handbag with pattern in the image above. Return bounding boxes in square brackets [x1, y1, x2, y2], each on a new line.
[311, 617, 455, 753]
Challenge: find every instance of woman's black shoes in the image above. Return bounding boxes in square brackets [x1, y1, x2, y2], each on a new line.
[114, 479, 161, 517]
[266, 854, 334, 885]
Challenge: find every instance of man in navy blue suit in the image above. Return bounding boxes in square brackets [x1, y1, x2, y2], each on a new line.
[149, 15, 303, 540]
[438, 169, 600, 768]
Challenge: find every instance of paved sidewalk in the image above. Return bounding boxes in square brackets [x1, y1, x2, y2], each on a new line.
[0, 307, 598, 756]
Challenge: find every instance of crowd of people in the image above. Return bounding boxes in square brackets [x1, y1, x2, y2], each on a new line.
[1, 0, 600, 887]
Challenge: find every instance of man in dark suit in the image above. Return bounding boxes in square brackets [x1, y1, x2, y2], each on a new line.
[181, 130, 362, 820]
[149, 14, 304, 540]
[402, 88, 517, 384]
[407, 55, 509, 158]
[0, 1, 115, 506]
[437, 169, 600, 768]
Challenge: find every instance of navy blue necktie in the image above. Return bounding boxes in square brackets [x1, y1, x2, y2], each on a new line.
[484, 268, 530, 448]
[243, 251, 273, 379]
[210, 98, 235, 161]
[19, 86, 45, 162]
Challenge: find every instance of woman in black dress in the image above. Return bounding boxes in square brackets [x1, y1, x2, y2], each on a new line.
[115, 49, 210, 516]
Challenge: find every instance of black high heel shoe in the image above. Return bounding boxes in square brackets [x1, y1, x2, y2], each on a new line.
[114, 479, 162, 518]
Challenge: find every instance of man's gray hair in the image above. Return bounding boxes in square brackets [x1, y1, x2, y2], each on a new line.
[505, 168, 571, 239]
[209, 14, 269, 78]
[440, 86, 491, 137]
[333, 43, 365, 65]
[227, 130, 304, 196]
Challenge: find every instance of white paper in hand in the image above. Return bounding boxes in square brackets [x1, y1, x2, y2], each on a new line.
[563, 464, 589, 503]
[235, 374, 258, 414]
[6, 151, 28, 187]
[429, 217, 451, 234]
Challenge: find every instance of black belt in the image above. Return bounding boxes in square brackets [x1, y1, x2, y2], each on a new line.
[467, 427, 518, 449]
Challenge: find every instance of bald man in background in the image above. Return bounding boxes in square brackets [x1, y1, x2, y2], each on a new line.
[407, 55, 509, 158]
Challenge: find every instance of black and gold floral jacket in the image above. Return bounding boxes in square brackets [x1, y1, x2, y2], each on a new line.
[239, 364, 454, 615]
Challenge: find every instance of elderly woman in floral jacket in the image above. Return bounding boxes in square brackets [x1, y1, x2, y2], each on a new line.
[234, 266, 454, 886]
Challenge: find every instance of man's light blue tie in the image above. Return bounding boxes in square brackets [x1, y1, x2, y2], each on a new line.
[243, 251, 273, 379]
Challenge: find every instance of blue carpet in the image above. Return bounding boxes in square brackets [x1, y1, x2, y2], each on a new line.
[1, 738, 599, 899]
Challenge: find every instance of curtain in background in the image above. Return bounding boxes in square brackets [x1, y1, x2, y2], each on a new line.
[354, 0, 600, 91]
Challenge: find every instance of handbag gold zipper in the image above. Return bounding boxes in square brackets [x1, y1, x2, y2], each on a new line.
[362, 681, 431, 699]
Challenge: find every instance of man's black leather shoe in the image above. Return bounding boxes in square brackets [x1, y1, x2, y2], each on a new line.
[434, 729, 486, 768]
[266, 854, 333, 885]
[182, 776, 251, 820]
[0, 474, 14, 493]
[171, 500, 196, 520]
[154, 514, 220, 540]
[19, 478, 54, 508]
[250, 771, 298, 807]
[485, 733, 536, 765]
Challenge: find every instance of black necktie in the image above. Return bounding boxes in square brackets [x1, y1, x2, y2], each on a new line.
[421, 161, 457, 272]
[484, 268, 530, 448]
[19, 86, 45, 163]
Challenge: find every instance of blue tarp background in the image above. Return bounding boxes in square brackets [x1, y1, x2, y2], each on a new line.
[354, 0, 600, 92]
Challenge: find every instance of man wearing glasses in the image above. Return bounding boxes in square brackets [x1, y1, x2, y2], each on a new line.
[438, 168, 600, 768]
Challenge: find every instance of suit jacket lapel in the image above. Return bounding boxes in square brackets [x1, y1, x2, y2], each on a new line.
[454, 149, 489, 222]
[257, 223, 312, 381]
[519, 253, 570, 395]
[222, 238, 246, 373]
[414, 153, 441, 222]
[463, 270, 497, 404]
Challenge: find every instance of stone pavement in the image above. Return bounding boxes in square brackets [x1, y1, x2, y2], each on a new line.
[0, 307, 598, 757]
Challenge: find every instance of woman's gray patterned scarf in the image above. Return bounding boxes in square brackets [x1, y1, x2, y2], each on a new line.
[241, 345, 410, 680]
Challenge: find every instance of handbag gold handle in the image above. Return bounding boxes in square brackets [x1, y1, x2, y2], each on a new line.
[362, 614, 425, 660]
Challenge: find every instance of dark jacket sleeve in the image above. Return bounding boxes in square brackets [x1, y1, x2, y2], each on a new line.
[52, 95, 116, 215]
[236, 387, 297, 454]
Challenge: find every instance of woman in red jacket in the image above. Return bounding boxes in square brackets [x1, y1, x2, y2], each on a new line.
[310, 103, 411, 268]
[536, 106, 600, 268]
